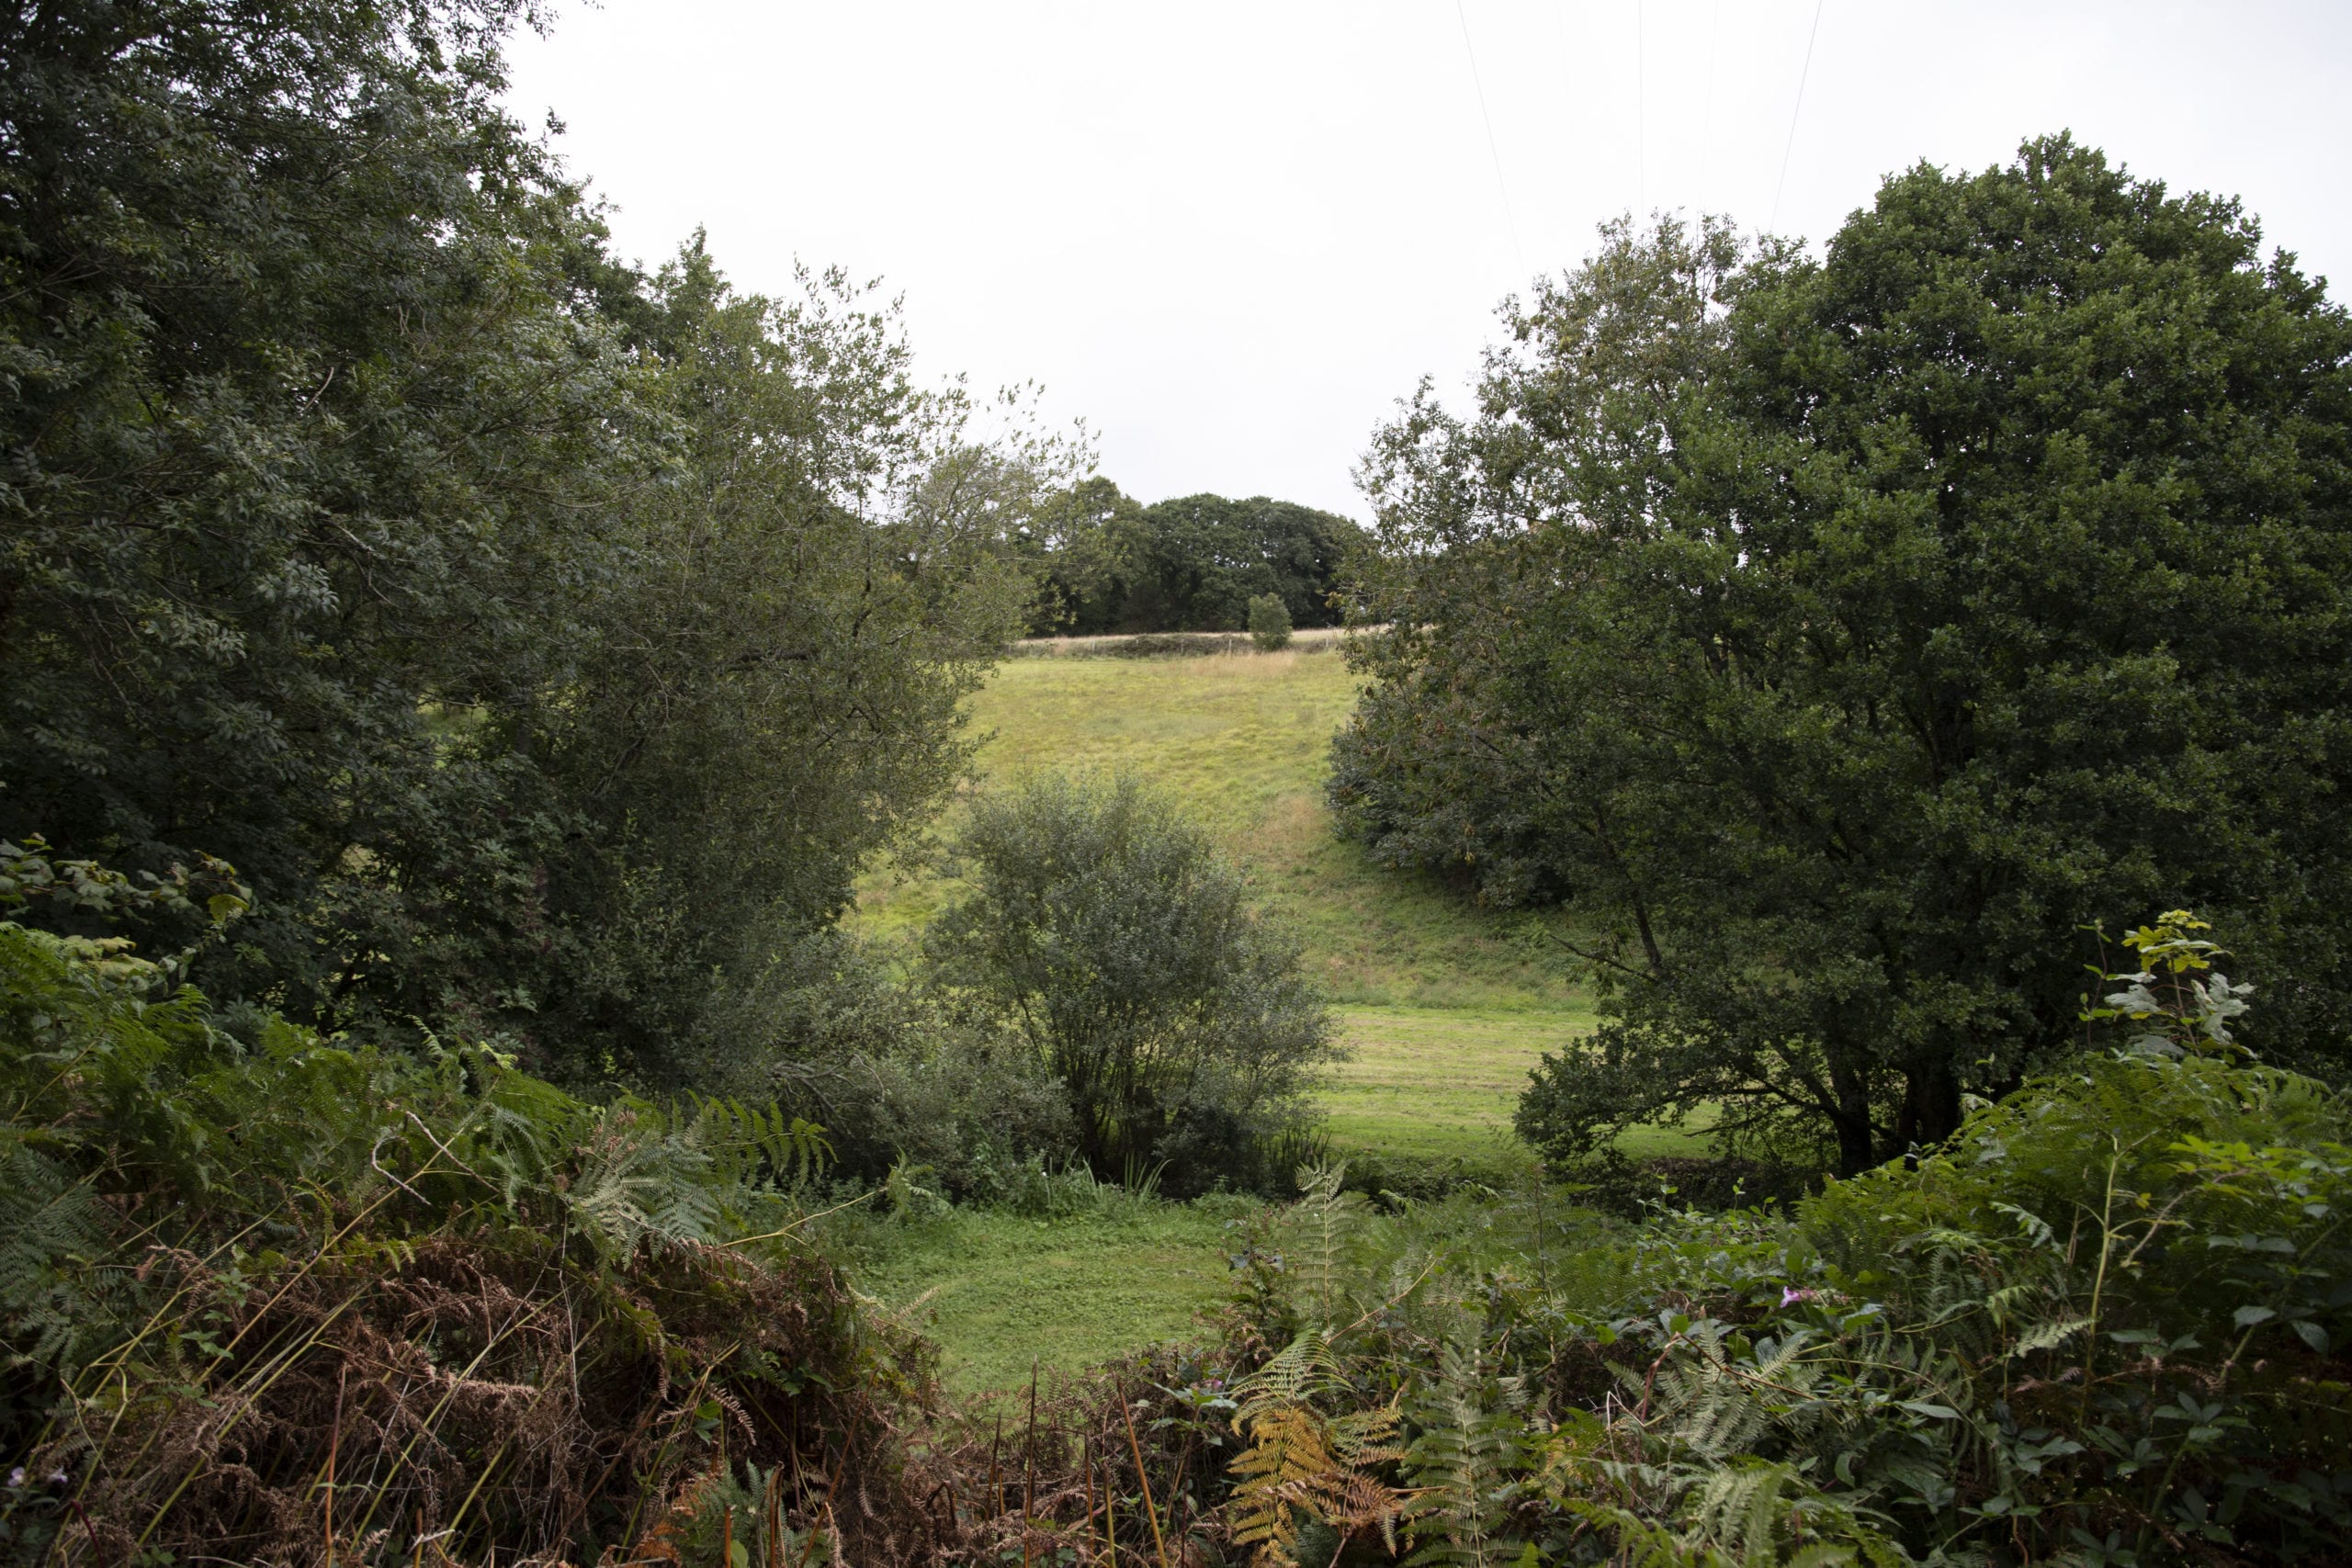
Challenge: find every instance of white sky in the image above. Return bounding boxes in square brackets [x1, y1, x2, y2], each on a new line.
[505, 2, 2352, 518]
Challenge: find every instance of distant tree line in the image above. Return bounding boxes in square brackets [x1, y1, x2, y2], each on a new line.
[1015, 479, 1364, 637]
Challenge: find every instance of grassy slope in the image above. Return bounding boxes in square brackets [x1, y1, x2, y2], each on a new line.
[862, 644, 1576, 1008]
[844, 1202, 1250, 1394]
[848, 643, 1690, 1388]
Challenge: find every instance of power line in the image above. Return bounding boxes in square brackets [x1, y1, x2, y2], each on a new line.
[1769, 0, 1826, 234]
[1452, 0, 1526, 272]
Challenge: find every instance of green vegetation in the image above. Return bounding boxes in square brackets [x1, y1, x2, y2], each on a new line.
[863, 649, 1574, 1015]
[1169, 922, 2352, 1565]
[1323, 1006, 1582, 1165]
[1248, 592, 1295, 650]
[0, 0, 1048, 1086]
[844, 1200, 1250, 1393]
[926, 775, 1336, 1194]
[0, 844, 914, 1564]
[1023, 479, 1363, 635]
[1340, 138, 2352, 1179]
[854, 646, 1593, 1177]
[6, 0, 2349, 1556]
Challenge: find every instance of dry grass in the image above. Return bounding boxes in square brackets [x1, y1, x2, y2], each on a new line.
[34, 1229, 947, 1566]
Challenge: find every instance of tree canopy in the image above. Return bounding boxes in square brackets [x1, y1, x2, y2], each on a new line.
[0, 0, 1042, 1082]
[1333, 137, 2352, 1176]
[1021, 482, 1363, 636]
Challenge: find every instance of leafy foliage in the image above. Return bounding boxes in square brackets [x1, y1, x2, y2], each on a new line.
[1182, 919, 2352, 1564]
[1250, 592, 1296, 652]
[0, 0, 1042, 1086]
[1023, 481, 1365, 635]
[0, 880, 997, 1564]
[1335, 138, 2352, 1174]
[926, 774, 1338, 1195]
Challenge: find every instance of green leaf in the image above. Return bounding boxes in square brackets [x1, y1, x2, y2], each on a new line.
[2233, 1304, 2277, 1328]
[1899, 1401, 1962, 1420]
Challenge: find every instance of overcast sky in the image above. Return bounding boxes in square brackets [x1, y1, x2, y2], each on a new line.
[504, 2, 2352, 518]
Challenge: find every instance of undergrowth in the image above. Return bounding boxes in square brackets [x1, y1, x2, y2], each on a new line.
[1165, 916, 2352, 1565]
[867, 916, 2352, 1566]
[8, 831, 2346, 1566]
[0, 840, 942, 1564]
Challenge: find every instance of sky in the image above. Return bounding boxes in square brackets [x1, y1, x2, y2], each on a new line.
[503, 2, 2352, 519]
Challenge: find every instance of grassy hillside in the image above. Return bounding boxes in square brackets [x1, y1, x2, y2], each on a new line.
[859, 642, 1576, 1012]
[839, 642, 1690, 1389]
[854, 641, 1607, 1173]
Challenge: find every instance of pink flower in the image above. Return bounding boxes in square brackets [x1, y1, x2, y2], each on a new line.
[1781, 1287, 1817, 1306]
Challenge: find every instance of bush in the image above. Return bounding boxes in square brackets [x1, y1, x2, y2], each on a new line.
[924, 774, 1337, 1196]
[1247, 592, 1294, 651]
[686, 928, 1075, 1201]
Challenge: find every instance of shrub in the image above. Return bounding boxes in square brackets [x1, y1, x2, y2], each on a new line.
[1247, 592, 1294, 651]
[924, 774, 1337, 1196]
[687, 928, 1076, 1201]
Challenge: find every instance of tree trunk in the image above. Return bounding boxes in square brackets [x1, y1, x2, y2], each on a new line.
[1894, 1055, 1962, 1159]
[1829, 1055, 1877, 1178]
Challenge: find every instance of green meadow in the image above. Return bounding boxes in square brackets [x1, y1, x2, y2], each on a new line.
[853, 638, 1598, 1164]
[842, 640, 1641, 1390]
[845, 1201, 1250, 1393]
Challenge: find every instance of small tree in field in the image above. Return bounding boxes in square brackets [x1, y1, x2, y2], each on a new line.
[925, 774, 1334, 1193]
[1247, 592, 1294, 651]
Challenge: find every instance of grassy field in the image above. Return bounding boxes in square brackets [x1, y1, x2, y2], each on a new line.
[842, 1201, 1251, 1393]
[857, 643, 1579, 1014]
[846, 642, 1702, 1389]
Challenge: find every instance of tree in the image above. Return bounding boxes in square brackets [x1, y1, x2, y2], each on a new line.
[0, 0, 1041, 1084]
[924, 775, 1335, 1193]
[0, 0, 642, 1009]
[1249, 592, 1294, 651]
[503, 246, 1038, 1082]
[1013, 484, 1363, 636]
[1125, 493, 1360, 632]
[1337, 140, 2352, 1177]
[1016, 476, 1146, 635]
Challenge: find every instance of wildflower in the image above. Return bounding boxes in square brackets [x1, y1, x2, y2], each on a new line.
[1781, 1287, 1818, 1306]
[6, 1468, 21, 1488]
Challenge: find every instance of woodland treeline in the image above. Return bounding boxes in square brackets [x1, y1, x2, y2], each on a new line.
[1018, 481, 1363, 637]
[5, 0, 2352, 1562]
